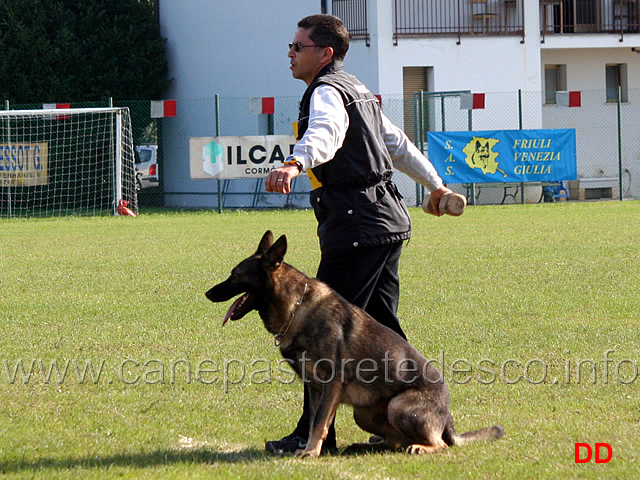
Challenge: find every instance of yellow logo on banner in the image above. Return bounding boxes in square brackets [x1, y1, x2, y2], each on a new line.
[463, 136, 506, 177]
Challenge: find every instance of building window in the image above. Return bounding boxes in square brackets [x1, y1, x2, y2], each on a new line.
[606, 64, 628, 103]
[544, 64, 566, 104]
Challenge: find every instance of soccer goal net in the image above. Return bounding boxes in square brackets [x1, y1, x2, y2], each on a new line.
[0, 107, 137, 217]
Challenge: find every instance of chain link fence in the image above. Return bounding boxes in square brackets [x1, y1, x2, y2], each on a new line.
[414, 89, 639, 204]
[3, 89, 638, 215]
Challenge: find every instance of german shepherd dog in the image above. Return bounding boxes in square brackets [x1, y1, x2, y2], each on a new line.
[205, 231, 503, 457]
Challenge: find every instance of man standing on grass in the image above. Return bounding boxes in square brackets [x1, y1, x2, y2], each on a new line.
[264, 14, 452, 455]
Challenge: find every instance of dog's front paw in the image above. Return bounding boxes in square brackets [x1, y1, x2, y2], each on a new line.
[295, 447, 320, 458]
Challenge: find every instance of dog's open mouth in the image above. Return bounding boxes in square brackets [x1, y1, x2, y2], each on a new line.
[222, 292, 254, 326]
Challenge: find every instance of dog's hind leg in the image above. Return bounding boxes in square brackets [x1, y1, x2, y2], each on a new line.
[387, 390, 449, 454]
[351, 401, 443, 454]
[344, 403, 404, 455]
[352, 403, 391, 438]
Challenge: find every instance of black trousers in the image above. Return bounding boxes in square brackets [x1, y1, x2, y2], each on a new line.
[291, 241, 407, 445]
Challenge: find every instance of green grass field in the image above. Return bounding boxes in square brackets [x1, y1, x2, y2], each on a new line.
[1, 202, 639, 479]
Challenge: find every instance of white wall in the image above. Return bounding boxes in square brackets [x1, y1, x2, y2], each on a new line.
[541, 47, 640, 186]
[542, 48, 640, 92]
[375, 36, 538, 94]
[159, 0, 320, 99]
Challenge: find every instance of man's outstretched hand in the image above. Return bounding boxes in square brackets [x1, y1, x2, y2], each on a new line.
[423, 187, 466, 216]
[265, 165, 300, 194]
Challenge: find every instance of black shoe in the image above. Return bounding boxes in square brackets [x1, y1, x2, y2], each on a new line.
[321, 442, 339, 456]
[265, 433, 307, 455]
[265, 433, 339, 456]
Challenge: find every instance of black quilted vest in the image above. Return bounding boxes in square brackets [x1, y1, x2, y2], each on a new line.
[298, 61, 411, 252]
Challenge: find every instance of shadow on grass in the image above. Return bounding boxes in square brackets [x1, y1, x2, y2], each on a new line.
[0, 447, 270, 473]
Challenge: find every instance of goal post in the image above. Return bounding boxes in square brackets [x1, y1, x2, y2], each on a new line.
[0, 107, 138, 217]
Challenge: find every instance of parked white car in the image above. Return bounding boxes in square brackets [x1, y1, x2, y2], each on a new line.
[135, 144, 158, 190]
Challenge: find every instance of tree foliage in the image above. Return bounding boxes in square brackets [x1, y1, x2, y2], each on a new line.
[0, 0, 169, 103]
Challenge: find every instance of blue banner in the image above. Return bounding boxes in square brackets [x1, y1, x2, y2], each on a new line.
[427, 129, 577, 183]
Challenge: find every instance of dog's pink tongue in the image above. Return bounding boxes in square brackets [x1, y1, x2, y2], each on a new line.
[222, 295, 245, 326]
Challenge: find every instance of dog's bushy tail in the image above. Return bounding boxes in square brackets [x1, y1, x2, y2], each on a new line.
[451, 426, 504, 446]
[442, 414, 504, 447]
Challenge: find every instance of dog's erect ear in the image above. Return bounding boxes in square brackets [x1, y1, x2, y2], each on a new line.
[256, 230, 274, 254]
[263, 234, 287, 270]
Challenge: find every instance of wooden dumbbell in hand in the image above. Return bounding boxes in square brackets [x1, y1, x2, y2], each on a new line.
[422, 192, 467, 216]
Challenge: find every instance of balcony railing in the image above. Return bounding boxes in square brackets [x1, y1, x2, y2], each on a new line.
[393, 0, 525, 43]
[540, 0, 639, 41]
[331, 0, 639, 44]
[333, 0, 370, 45]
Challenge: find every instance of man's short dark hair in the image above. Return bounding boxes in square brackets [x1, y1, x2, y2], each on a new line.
[298, 14, 349, 61]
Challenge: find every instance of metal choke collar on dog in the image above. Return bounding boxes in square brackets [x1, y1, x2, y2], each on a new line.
[274, 283, 308, 347]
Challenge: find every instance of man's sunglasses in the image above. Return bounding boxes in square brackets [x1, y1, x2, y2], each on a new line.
[289, 42, 327, 52]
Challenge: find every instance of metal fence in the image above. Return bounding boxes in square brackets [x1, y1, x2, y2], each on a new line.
[149, 94, 449, 210]
[157, 90, 638, 209]
[2, 89, 638, 215]
[413, 88, 639, 204]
